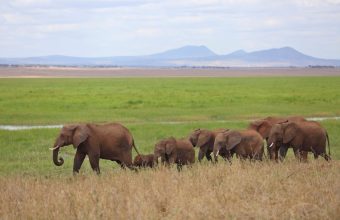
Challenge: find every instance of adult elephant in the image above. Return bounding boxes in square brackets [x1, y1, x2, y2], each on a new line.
[248, 116, 306, 159]
[248, 116, 306, 140]
[213, 130, 264, 162]
[267, 121, 330, 161]
[188, 128, 229, 162]
[154, 137, 195, 169]
[50, 123, 140, 174]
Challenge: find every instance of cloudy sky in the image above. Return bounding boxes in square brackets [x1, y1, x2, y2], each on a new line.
[0, 0, 340, 58]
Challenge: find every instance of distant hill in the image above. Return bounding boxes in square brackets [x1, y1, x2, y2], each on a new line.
[0, 46, 339, 67]
[149, 45, 216, 59]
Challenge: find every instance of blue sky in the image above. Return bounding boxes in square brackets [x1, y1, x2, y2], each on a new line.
[0, 0, 340, 58]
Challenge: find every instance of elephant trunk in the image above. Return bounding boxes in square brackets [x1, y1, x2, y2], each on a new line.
[278, 145, 288, 161]
[52, 144, 64, 166]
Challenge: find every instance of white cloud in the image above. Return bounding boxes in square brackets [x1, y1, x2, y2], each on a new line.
[2, 13, 35, 24]
[0, 0, 339, 58]
[8, 0, 51, 7]
[35, 23, 82, 33]
[135, 28, 162, 37]
[291, 0, 340, 6]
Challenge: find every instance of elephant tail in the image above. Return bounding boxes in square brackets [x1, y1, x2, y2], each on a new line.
[326, 131, 331, 156]
[132, 139, 141, 156]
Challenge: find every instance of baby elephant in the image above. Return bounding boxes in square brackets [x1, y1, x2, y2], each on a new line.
[133, 154, 154, 168]
[154, 137, 195, 169]
[213, 130, 264, 162]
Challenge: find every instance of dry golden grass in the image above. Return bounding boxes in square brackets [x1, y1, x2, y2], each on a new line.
[1, 160, 339, 220]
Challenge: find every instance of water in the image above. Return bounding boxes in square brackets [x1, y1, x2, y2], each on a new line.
[0, 125, 63, 131]
[0, 116, 339, 131]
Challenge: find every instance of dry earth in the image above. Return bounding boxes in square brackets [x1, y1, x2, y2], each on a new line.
[1, 66, 340, 78]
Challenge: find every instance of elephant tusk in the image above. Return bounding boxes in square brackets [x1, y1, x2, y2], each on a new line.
[49, 145, 59, 151]
[269, 142, 274, 148]
[216, 150, 219, 156]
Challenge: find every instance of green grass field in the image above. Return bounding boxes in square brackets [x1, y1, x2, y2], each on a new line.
[0, 77, 339, 175]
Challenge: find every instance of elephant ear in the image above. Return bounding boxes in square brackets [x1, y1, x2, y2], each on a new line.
[250, 120, 267, 137]
[257, 121, 272, 139]
[196, 130, 212, 148]
[73, 125, 89, 148]
[165, 137, 177, 155]
[283, 123, 297, 144]
[226, 131, 242, 150]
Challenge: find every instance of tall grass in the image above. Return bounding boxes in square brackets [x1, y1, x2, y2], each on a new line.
[1, 160, 338, 219]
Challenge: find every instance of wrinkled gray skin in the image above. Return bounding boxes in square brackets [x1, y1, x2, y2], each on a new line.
[51, 123, 139, 174]
[189, 128, 229, 162]
[267, 121, 330, 161]
[154, 137, 195, 170]
[248, 116, 306, 160]
[213, 130, 264, 162]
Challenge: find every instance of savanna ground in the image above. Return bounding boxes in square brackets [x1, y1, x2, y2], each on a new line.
[0, 71, 340, 219]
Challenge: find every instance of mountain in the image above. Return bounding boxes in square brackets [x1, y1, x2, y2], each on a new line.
[0, 46, 339, 67]
[149, 45, 216, 59]
[225, 49, 247, 57]
[182, 46, 340, 67]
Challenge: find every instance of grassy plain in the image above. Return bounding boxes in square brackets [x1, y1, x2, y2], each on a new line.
[0, 77, 339, 219]
[0, 77, 339, 125]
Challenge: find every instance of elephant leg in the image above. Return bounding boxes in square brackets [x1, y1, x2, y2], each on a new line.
[198, 149, 205, 162]
[226, 151, 234, 164]
[88, 154, 100, 174]
[206, 151, 212, 162]
[322, 153, 331, 161]
[116, 160, 126, 169]
[118, 160, 137, 171]
[227, 157, 232, 165]
[293, 148, 300, 160]
[73, 150, 86, 174]
[279, 146, 288, 161]
[118, 150, 137, 170]
[176, 163, 183, 172]
[300, 151, 308, 162]
[314, 153, 319, 159]
[253, 152, 262, 161]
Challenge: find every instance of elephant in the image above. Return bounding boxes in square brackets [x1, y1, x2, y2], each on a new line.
[248, 116, 306, 159]
[213, 130, 264, 162]
[50, 123, 140, 174]
[154, 137, 195, 169]
[133, 154, 154, 168]
[248, 116, 306, 140]
[188, 128, 229, 162]
[267, 121, 331, 161]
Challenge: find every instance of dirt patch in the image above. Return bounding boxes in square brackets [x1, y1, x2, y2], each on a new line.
[0, 66, 340, 78]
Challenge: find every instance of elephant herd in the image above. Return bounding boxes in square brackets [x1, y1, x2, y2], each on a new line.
[50, 116, 331, 174]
